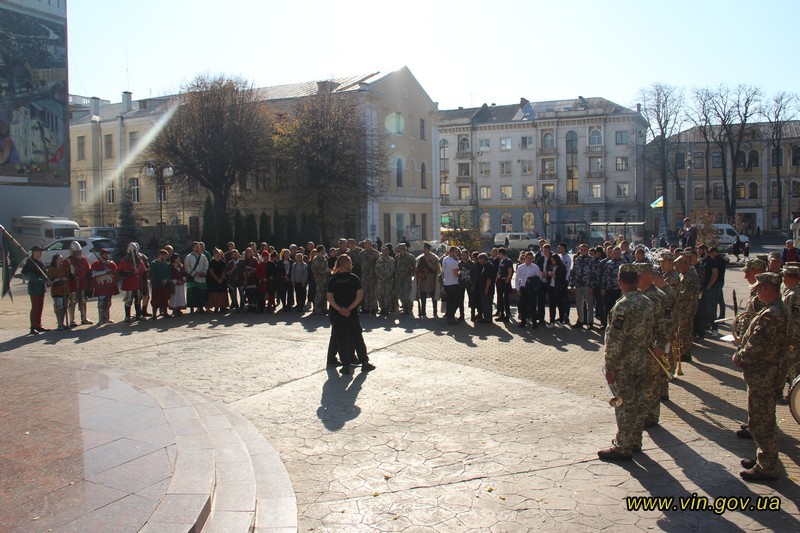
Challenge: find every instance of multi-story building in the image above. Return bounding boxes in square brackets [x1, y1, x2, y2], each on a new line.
[68, 67, 440, 245]
[438, 98, 647, 242]
[643, 122, 800, 236]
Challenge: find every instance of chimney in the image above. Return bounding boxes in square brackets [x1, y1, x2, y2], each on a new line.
[636, 103, 641, 114]
[122, 91, 132, 112]
[317, 80, 338, 94]
[519, 98, 529, 109]
[90, 96, 100, 116]
[140, 99, 148, 110]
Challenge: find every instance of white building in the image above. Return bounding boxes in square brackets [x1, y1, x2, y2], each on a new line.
[438, 97, 647, 244]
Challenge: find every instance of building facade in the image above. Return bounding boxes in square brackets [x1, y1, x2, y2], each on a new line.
[68, 67, 440, 246]
[438, 97, 646, 244]
[643, 122, 800, 237]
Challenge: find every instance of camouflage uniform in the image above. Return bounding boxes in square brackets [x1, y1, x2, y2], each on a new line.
[346, 245, 363, 278]
[675, 259, 700, 360]
[780, 270, 800, 395]
[604, 280, 655, 455]
[658, 282, 677, 399]
[734, 273, 788, 477]
[394, 250, 416, 314]
[641, 282, 674, 426]
[374, 255, 396, 314]
[310, 254, 330, 314]
[359, 246, 380, 314]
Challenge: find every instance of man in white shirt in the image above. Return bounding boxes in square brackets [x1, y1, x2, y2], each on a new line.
[515, 251, 543, 328]
[442, 246, 461, 325]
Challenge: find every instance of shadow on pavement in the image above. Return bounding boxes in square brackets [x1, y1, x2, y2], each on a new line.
[317, 367, 367, 432]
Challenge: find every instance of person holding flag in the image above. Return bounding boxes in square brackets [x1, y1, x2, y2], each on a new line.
[21, 245, 52, 335]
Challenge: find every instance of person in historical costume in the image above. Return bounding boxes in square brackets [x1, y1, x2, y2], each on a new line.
[184, 241, 209, 314]
[118, 242, 148, 322]
[168, 253, 187, 316]
[149, 249, 172, 319]
[90, 248, 119, 324]
[416, 243, 441, 318]
[63, 240, 93, 326]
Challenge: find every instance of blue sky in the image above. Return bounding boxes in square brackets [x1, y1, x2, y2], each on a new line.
[67, 0, 799, 110]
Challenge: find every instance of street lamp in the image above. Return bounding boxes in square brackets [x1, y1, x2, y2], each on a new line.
[145, 162, 173, 238]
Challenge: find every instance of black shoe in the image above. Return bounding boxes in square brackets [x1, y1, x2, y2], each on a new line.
[361, 363, 376, 372]
[632, 445, 642, 453]
[477, 319, 491, 324]
[517, 322, 527, 328]
[680, 355, 693, 362]
[29, 329, 39, 335]
[571, 322, 583, 329]
[778, 396, 789, 405]
[740, 423, 749, 430]
[340, 366, 351, 375]
[35, 327, 50, 332]
[531, 321, 538, 328]
[597, 447, 633, 462]
[660, 395, 670, 402]
[644, 420, 659, 429]
[736, 428, 753, 439]
[741, 457, 756, 469]
[739, 468, 778, 482]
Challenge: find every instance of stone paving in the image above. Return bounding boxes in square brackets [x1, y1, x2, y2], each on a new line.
[1, 251, 799, 531]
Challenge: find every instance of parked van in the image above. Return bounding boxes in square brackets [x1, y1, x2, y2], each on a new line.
[493, 232, 538, 251]
[711, 224, 749, 246]
[10, 216, 79, 251]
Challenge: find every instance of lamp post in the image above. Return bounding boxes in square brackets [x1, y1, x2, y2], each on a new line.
[145, 162, 173, 239]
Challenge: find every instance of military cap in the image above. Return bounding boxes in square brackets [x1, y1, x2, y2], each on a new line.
[619, 263, 637, 273]
[363, 238, 373, 244]
[743, 258, 767, 272]
[674, 255, 689, 266]
[768, 251, 781, 260]
[755, 253, 769, 262]
[397, 243, 407, 249]
[754, 272, 782, 289]
[783, 265, 800, 277]
[423, 242, 432, 249]
[659, 252, 675, 261]
[785, 262, 800, 268]
[634, 262, 654, 273]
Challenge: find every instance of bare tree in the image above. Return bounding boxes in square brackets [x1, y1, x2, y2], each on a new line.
[686, 88, 715, 208]
[148, 74, 273, 226]
[709, 83, 762, 222]
[761, 92, 799, 230]
[638, 83, 685, 227]
[272, 86, 385, 246]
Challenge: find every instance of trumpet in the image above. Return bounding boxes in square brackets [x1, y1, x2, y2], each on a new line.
[649, 345, 674, 380]
[732, 310, 754, 343]
[603, 367, 623, 407]
[671, 335, 683, 377]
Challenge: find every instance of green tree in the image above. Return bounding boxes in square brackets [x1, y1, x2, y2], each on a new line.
[116, 187, 140, 261]
[201, 197, 218, 247]
[259, 211, 270, 244]
[148, 74, 273, 226]
[234, 209, 245, 248]
[245, 212, 258, 245]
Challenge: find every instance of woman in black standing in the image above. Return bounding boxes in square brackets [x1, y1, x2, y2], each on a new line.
[548, 253, 569, 327]
[326, 255, 375, 375]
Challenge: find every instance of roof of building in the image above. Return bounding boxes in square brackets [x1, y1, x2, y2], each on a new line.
[254, 72, 383, 101]
[658, 121, 800, 145]
[439, 97, 639, 127]
[70, 96, 174, 125]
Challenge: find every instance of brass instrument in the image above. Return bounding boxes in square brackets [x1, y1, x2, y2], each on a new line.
[602, 367, 623, 407]
[732, 310, 755, 343]
[649, 345, 674, 380]
[671, 335, 683, 377]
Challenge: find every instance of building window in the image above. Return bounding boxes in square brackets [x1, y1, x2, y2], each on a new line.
[675, 152, 685, 170]
[439, 139, 449, 159]
[129, 177, 140, 203]
[693, 185, 704, 200]
[78, 180, 87, 204]
[500, 161, 512, 175]
[566, 131, 578, 154]
[735, 151, 747, 168]
[772, 147, 784, 167]
[479, 162, 491, 176]
[129, 131, 138, 151]
[419, 119, 426, 140]
[591, 210, 600, 222]
[793, 146, 800, 166]
[589, 157, 603, 172]
[713, 183, 723, 200]
[522, 161, 534, 175]
[542, 183, 555, 198]
[396, 158, 404, 187]
[616, 183, 629, 198]
[771, 181, 779, 199]
[106, 180, 115, 204]
[566, 166, 579, 203]
[522, 136, 533, 149]
[458, 163, 470, 177]
[541, 159, 555, 174]
[480, 186, 491, 199]
[76, 136, 85, 160]
[615, 157, 628, 171]
[748, 182, 758, 199]
[542, 132, 555, 148]
[525, 185, 535, 198]
[458, 186, 471, 200]
[523, 212, 535, 232]
[693, 152, 705, 170]
[772, 211, 781, 230]
[187, 178, 198, 194]
[615, 131, 628, 145]
[440, 176, 449, 196]
[383, 213, 391, 243]
[712, 152, 722, 168]
[458, 137, 469, 152]
[589, 128, 602, 146]
[736, 182, 746, 199]
[479, 138, 490, 151]
[748, 150, 759, 169]
[104, 134, 113, 159]
[420, 162, 427, 189]
[500, 138, 512, 151]
[501, 186, 512, 199]
[590, 183, 603, 198]
[395, 213, 404, 242]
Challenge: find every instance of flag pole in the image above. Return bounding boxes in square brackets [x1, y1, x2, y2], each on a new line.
[0, 224, 49, 279]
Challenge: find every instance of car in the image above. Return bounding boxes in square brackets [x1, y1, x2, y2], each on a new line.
[493, 232, 538, 251]
[712, 224, 749, 246]
[36, 237, 116, 266]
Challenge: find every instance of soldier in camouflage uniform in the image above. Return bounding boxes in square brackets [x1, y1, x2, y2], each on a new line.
[636, 262, 674, 427]
[658, 252, 681, 295]
[674, 254, 701, 362]
[653, 259, 677, 400]
[310, 245, 331, 315]
[359, 239, 380, 314]
[598, 263, 656, 461]
[393, 244, 416, 315]
[733, 272, 788, 481]
[743, 258, 767, 317]
[345, 238, 363, 279]
[375, 246, 396, 315]
[779, 264, 800, 403]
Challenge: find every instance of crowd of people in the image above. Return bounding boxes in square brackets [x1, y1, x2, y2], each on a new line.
[17, 218, 800, 481]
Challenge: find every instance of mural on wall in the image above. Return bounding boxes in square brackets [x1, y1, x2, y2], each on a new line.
[0, 0, 68, 186]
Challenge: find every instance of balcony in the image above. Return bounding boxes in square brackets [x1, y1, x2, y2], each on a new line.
[455, 151, 473, 159]
[456, 175, 472, 184]
[539, 172, 557, 181]
[537, 147, 558, 157]
[585, 171, 606, 179]
[585, 144, 605, 154]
